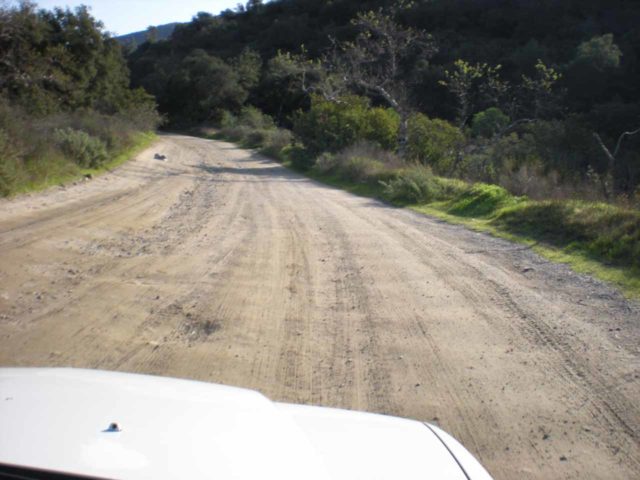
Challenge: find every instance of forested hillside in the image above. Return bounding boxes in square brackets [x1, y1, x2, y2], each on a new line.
[117, 23, 180, 50]
[0, 2, 160, 196]
[129, 0, 640, 200]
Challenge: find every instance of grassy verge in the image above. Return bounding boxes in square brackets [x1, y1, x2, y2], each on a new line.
[80, 131, 157, 176]
[212, 125, 640, 298]
[10, 132, 156, 196]
[412, 202, 640, 297]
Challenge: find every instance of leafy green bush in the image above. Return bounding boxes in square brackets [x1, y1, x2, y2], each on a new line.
[244, 129, 269, 147]
[471, 107, 510, 138]
[261, 129, 293, 158]
[313, 152, 339, 174]
[219, 125, 251, 142]
[53, 128, 108, 168]
[0, 129, 23, 196]
[364, 107, 400, 150]
[284, 145, 315, 170]
[406, 114, 464, 173]
[338, 156, 386, 183]
[238, 106, 276, 130]
[294, 96, 399, 154]
[381, 166, 444, 204]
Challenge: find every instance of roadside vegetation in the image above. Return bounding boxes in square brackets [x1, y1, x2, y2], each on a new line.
[209, 98, 640, 296]
[3, 0, 639, 292]
[145, 0, 638, 295]
[0, 3, 161, 197]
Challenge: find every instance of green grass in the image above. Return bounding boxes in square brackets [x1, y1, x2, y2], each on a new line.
[412, 203, 640, 297]
[81, 131, 157, 176]
[10, 131, 156, 196]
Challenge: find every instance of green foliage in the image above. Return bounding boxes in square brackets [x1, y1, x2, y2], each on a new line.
[0, 3, 145, 115]
[364, 108, 401, 150]
[165, 50, 248, 124]
[215, 108, 291, 159]
[574, 34, 622, 71]
[440, 59, 506, 126]
[381, 166, 441, 204]
[293, 96, 399, 154]
[0, 129, 23, 196]
[406, 114, 464, 172]
[313, 152, 339, 175]
[284, 145, 314, 170]
[337, 157, 386, 184]
[261, 129, 293, 158]
[312, 141, 399, 183]
[53, 128, 108, 168]
[447, 184, 517, 217]
[494, 201, 640, 269]
[293, 96, 369, 154]
[0, 3, 160, 196]
[230, 48, 262, 91]
[471, 108, 510, 138]
[237, 106, 275, 129]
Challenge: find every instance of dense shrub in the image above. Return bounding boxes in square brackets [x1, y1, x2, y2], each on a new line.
[284, 145, 315, 170]
[314, 142, 400, 183]
[261, 129, 293, 158]
[244, 129, 270, 147]
[471, 108, 511, 138]
[406, 114, 464, 173]
[363, 107, 401, 150]
[294, 96, 399, 154]
[216, 109, 292, 159]
[313, 152, 339, 174]
[338, 156, 387, 183]
[237, 106, 275, 130]
[219, 125, 252, 142]
[0, 129, 23, 196]
[381, 166, 443, 204]
[53, 128, 108, 168]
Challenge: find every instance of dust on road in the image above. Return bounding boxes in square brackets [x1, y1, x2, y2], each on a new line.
[1, 134, 638, 479]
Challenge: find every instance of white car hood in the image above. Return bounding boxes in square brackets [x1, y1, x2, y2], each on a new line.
[0, 369, 491, 479]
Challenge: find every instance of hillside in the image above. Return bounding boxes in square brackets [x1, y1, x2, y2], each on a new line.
[116, 22, 181, 48]
[127, 0, 640, 198]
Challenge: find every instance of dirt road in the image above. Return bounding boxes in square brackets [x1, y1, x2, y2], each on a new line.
[1, 134, 638, 478]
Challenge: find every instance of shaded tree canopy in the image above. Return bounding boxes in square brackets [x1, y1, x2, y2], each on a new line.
[0, 1, 152, 115]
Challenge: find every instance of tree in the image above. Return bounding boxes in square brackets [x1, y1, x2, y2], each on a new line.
[230, 48, 261, 91]
[593, 126, 640, 199]
[164, 50, 247, 123]
[441, 58, 562, 135]
[574, 34, 622, 71]
[565, 34, 623, 112]
[0, 2, 137, 115]
[312, 7, 437, 154]
[406, 114, 464, 173]
[439, 60, 506, 128]
[145, 26, 158, 43]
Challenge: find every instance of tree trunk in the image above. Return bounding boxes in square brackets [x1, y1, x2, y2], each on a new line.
[397, 114, 409, 159]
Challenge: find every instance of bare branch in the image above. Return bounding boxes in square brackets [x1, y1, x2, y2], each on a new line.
[613, 127, 640, 158]
[593, 132, 616, 165]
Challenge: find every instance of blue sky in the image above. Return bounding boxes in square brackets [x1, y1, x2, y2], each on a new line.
[17, 1, 252, 35]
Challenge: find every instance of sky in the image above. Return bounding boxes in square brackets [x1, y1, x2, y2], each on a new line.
[12, 1, 251, 35]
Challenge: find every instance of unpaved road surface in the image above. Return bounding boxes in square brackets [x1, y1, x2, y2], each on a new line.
[1, 134, 639, 479]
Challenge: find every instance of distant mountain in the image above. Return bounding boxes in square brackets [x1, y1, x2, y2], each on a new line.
[116, 23, 180, 47]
